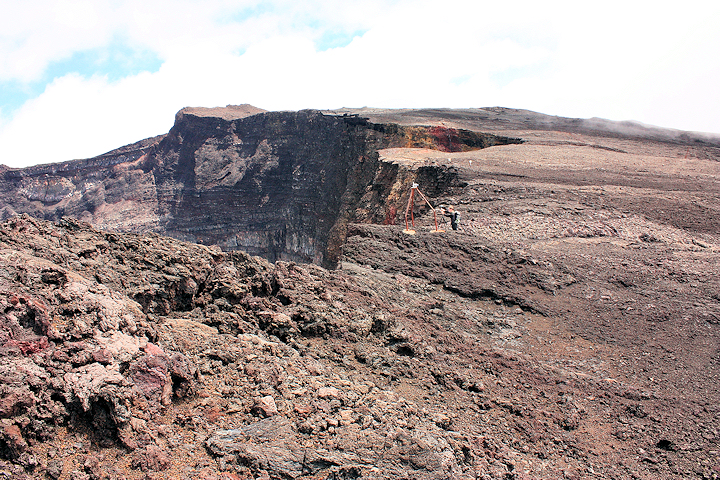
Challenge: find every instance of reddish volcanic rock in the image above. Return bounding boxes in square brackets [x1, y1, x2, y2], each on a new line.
[0, 105, 717, 479]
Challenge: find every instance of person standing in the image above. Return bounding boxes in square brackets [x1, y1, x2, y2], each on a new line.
[442, 206, 460, 231]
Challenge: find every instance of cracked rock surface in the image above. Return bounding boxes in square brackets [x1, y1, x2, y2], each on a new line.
[0, 106, 719, 479]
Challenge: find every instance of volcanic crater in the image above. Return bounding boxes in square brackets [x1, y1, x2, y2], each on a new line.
[0, 105, 718, 479]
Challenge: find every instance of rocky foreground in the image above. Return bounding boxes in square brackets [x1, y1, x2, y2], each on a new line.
[1, 106, 719, 479]
[0, 207, 718, 480]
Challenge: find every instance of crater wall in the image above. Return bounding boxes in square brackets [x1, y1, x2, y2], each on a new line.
[0, 107, 521, 267]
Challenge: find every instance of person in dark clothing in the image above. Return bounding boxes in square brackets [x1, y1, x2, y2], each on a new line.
[442, 206, 460, 230]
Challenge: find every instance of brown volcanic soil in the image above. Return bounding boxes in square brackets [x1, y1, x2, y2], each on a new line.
[0, 107, 719, 479]
[340, 111, 720, 477]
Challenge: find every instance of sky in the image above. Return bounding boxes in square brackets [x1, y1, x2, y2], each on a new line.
[1, 0, 719, 168]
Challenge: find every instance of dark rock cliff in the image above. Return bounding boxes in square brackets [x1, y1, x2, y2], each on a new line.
[1, 106, 719, 479]
[0, 106, 520, 267]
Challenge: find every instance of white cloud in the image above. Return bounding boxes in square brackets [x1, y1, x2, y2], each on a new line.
[1, 0, 720, 167]
[0, 73, 169, 165]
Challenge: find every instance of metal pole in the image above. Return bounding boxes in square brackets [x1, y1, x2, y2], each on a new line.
[404, 184, 417, 231]
[415, 187, 441, 232]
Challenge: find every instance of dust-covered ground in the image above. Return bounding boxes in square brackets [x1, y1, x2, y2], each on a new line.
[1, 107, 719, 479]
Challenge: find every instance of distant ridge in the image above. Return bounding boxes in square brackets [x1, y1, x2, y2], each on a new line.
[177, 104, 268, 121]
[325, 106, 720, 146]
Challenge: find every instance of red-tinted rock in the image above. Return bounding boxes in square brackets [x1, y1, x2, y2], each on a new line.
[0, 423, 27, 458]
[131, 444, 170, 472]
[0, 388, 35, 418]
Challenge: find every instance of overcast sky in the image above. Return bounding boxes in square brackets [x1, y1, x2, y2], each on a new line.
[1, 0, 719, 168]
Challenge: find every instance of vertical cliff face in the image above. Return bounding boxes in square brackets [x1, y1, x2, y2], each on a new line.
[0, 106, 521, 267]
[151, 109, 378, 265]
[0, 136, 163, 231]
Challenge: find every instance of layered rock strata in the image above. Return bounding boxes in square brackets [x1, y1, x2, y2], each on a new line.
[0, 106, 520, 267]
